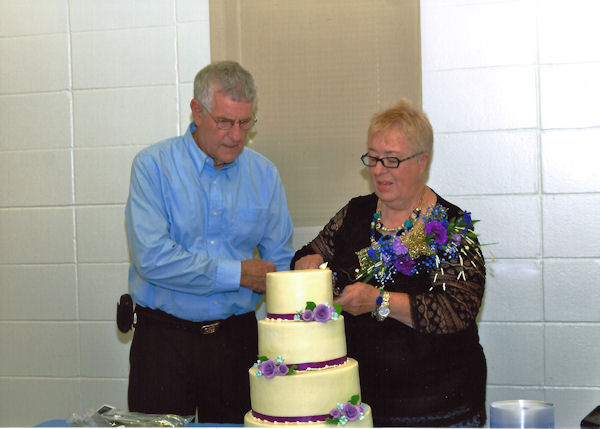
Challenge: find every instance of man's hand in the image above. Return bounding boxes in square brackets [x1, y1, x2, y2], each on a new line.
[240, 259, 276, 294]
[294, 254, 325, 270]
[333, 282, 380, 316]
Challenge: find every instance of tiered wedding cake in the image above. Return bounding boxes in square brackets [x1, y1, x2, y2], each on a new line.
[244, 268, 373, 427]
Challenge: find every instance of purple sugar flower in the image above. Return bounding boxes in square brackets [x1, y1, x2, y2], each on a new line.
[343, 402, 361, 421]
[301, 309, 314, 321]
[393, 254, 415, 275]
[258, 359, 276, 378]
[330, 408, 342, 419]
[425, 221, 448, 245]
[392, 237, 408, 255]
[314, 303, 332, 323]
[277, 363, 289, 376]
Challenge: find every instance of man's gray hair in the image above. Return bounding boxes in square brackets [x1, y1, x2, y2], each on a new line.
[193, 61, 257, 110]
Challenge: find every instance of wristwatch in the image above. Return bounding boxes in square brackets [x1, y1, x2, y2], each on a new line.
[375, 291, 391, 322]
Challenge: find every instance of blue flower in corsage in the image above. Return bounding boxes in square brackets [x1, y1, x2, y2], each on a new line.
[355, 204, 480, 287]
[294, 302, 341, 322]
[326, 395, 366, 425]
[254, 355, 296, 378]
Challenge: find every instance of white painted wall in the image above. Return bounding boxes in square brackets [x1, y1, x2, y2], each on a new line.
[0, 0, 211, 425]
[0, 0, 598, 426]
[421, 0, 600, 426]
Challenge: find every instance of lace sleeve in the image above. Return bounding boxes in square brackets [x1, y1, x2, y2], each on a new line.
[410, 244, 486, 335]
[291, 204, 349, 266]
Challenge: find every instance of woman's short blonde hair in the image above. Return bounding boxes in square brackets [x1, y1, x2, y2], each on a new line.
[368, 98, 433, 155]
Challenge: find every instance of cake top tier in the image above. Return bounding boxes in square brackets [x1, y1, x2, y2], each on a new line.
[266, 269, 333, 316]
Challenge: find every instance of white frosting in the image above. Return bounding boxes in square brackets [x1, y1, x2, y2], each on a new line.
[266, 269, 333, 315]
[258, 316, 346, 366]
[249, 359, 362, 418]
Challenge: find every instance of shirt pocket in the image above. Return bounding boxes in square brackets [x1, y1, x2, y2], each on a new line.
[230, 207, 266, 249]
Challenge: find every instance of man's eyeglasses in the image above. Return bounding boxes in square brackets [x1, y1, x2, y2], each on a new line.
[360, 152, 424, 168]
[200, 103, 257, 131]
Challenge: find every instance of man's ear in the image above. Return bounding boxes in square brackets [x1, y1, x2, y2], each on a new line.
[190, 99, 204, 124]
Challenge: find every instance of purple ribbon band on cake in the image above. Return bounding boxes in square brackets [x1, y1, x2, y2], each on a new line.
[266, 313, 297, 320]
[291, 356, 347, 370]
[252, 410, 330, 423]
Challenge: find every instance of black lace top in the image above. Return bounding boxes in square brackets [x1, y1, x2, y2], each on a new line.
[292, 192, 487, 427]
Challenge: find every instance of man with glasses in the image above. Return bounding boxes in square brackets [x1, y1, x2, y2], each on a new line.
[125, 61, 294, 423]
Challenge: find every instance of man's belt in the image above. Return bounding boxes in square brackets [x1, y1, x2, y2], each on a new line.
[134, 305, 222, 335]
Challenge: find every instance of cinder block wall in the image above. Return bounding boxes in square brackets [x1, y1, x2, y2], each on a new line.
[1, 0, 598, 426]
[0, 1, 211, 425]
[420, 0, 600, 426]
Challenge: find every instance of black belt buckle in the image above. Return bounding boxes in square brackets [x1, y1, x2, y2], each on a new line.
[200, 321, 220, 334]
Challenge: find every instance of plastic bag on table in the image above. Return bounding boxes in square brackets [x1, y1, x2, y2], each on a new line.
[67, 404, 194, 427]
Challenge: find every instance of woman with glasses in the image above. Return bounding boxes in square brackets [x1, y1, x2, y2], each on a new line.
[292, 99, 487, 427]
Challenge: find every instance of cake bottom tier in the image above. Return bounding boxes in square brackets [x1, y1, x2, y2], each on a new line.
[247, 358, 371, 426]
[244, 404, 372, 427]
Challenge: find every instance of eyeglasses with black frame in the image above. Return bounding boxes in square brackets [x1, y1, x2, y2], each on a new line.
[361, 152, 424, 168]
[200, 102, 257, 131]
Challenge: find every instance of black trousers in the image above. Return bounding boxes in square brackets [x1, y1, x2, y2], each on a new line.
[128, 307, 258, 424]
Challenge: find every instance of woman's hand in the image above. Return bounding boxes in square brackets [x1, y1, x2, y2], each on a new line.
[333, 282, 380, 316]
[294, 254, 325, 270]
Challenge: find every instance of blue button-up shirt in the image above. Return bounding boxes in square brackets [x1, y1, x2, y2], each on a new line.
[125, 123, 294, 321]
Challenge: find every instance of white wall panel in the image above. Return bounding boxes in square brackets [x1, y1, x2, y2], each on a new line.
[78, 263, 129, 320]
[0, 34, 69, 94]
[0, 150, 73, 207]
[480, 259, 542, 322]
[73, 87, 178, 147]
[428, 131, 539, 195]
[543, 195, 600, 258]
[538, 0, 600, 64]
[545, 325, 600, 386]
[0, 323, 79, 377]
[74, 147, 139, 204]
[0, 208, 74, 264]
[75, 206, 129, 263]
[545, 388, 600, 428]
[542, 129, 600, 193]
[450, 195, 541, 259]
[0, 0, 68, 37]
[0, 93, 72, 150]
[544, 259, 600, 322]
[540, 64, 600, 129]
[0, 265, 77, 320]
[69, 0, 174, 31]
[178, 83, 194, 133]
[479, 323, 544, 385]
[71, 27, 177, 89]
[80, 379, 129, 415]
[176, 0, 210, 23]
[421, 0, 536, 70]
[0, 378, 81, 427]
[178, 23, 211, 83]
[79, 322, 132, 378]
[423, 67, 537, 133]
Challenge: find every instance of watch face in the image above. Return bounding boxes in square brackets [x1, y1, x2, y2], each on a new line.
[378, 306, 390, 317]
